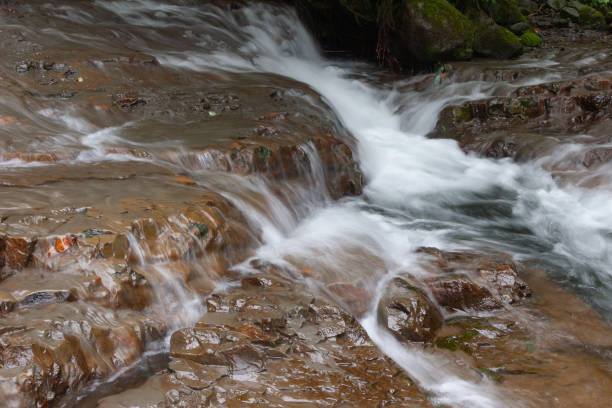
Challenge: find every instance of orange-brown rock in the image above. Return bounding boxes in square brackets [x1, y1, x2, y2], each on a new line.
[377, 277, 443, 343]
[99, 272, 434, 408]
[429, 74, 612, 164]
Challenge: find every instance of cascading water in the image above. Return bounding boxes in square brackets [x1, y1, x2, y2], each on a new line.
[2, 1, 611, 407]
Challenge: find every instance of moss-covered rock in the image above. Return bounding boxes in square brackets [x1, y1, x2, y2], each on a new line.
[547, 0, 568, 11]
[520, 31, 543, 47]
[517, 0, 538, 15]
[510, 21, 531, 34]
[474, 24, 523, 59]
[560, 5, 580, 20]
[559, 2, 606, 28]
[398, 0, 475, 63]
[482, 0, 527, 26]
[578, 4, 606, 28]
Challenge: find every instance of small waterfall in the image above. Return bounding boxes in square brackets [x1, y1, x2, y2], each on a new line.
[2, 1, 611, 407]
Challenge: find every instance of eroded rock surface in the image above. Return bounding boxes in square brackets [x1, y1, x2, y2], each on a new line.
[430, 73, 612, 158]
[98, 273, 435, 408]
[0, 2, 364, 406]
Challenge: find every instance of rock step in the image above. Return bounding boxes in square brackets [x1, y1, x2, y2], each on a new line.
[98, 272, 435, 408]
[428, 73, 612, 166]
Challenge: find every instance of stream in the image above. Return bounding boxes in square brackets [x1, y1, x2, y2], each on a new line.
[1, 1, 611, 407]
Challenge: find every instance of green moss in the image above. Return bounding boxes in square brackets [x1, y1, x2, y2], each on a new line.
[436, 336, 459, 351]
[520, 31, 542, 47]
[578, 5, 606, 27]
[478, 366, 503, 382]
[461, 328, 479, 340]
[474, 24, 523, 58]
[189, 222, 209, 238]
[403, 0, 475, 62]
[255, 145, 272, 162]
[482, 0, 527, 26]
[418, 0, 475, 38]
[453, 106, 472, 122]
[499, 25, 520, 44]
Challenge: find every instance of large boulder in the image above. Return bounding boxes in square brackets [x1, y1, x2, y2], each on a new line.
[560, 1, 606, 28]
[474, 24, 523, 59]
[398, 0, 475, 63]
[577, 4, 607, 28]
[547, 0, 568, 11]
[482, 0, 527, 26]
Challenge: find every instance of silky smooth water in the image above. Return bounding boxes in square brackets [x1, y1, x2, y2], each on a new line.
[4, 1, 612, 407]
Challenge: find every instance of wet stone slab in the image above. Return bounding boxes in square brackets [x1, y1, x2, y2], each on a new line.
[98, 273, 435, 408]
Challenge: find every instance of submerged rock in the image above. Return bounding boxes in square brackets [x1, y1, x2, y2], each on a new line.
[377, 277, 443, 342]
[0, 236, 36, 277]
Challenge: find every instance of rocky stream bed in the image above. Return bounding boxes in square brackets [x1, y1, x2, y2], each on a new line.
[1, 1, 611, 407]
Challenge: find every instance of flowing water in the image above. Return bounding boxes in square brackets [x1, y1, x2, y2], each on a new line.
[1, 1, 612, 407]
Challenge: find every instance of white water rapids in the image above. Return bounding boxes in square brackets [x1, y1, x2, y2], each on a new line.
[6, 1, 612, 407]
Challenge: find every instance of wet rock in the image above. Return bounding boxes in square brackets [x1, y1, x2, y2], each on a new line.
[561, 5, 580, 20]
[0, 303, 165, 408]
[326, 281, 371, 316]
[481, 0, 527, 26]
[0, 177, 260, 405]
[561, 2, 606, 28]
[547, 0, 567, 11]
[416, 247, 531, 306]
[577, 4, 606, 28]
[474, 24, 523, 59]
[434, 269, 612, 407]
[426, 275, 502, 311]
[168, 358, 228, 390]
[115, 267, 154, 311]
[429, 73, 612, 165]
[19, 288, 77, 306]
[0, 235, 36, 275]
[510, 21, 531, 35]
[15, 61, 35, 73]
[103, 273, 435, 407]
[113, 95, 147, 109]
[377, 277, 443, 342]
[0, 291, 16, 313]
[170, 324, 262, 368]
[479, 264, 531, 304]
